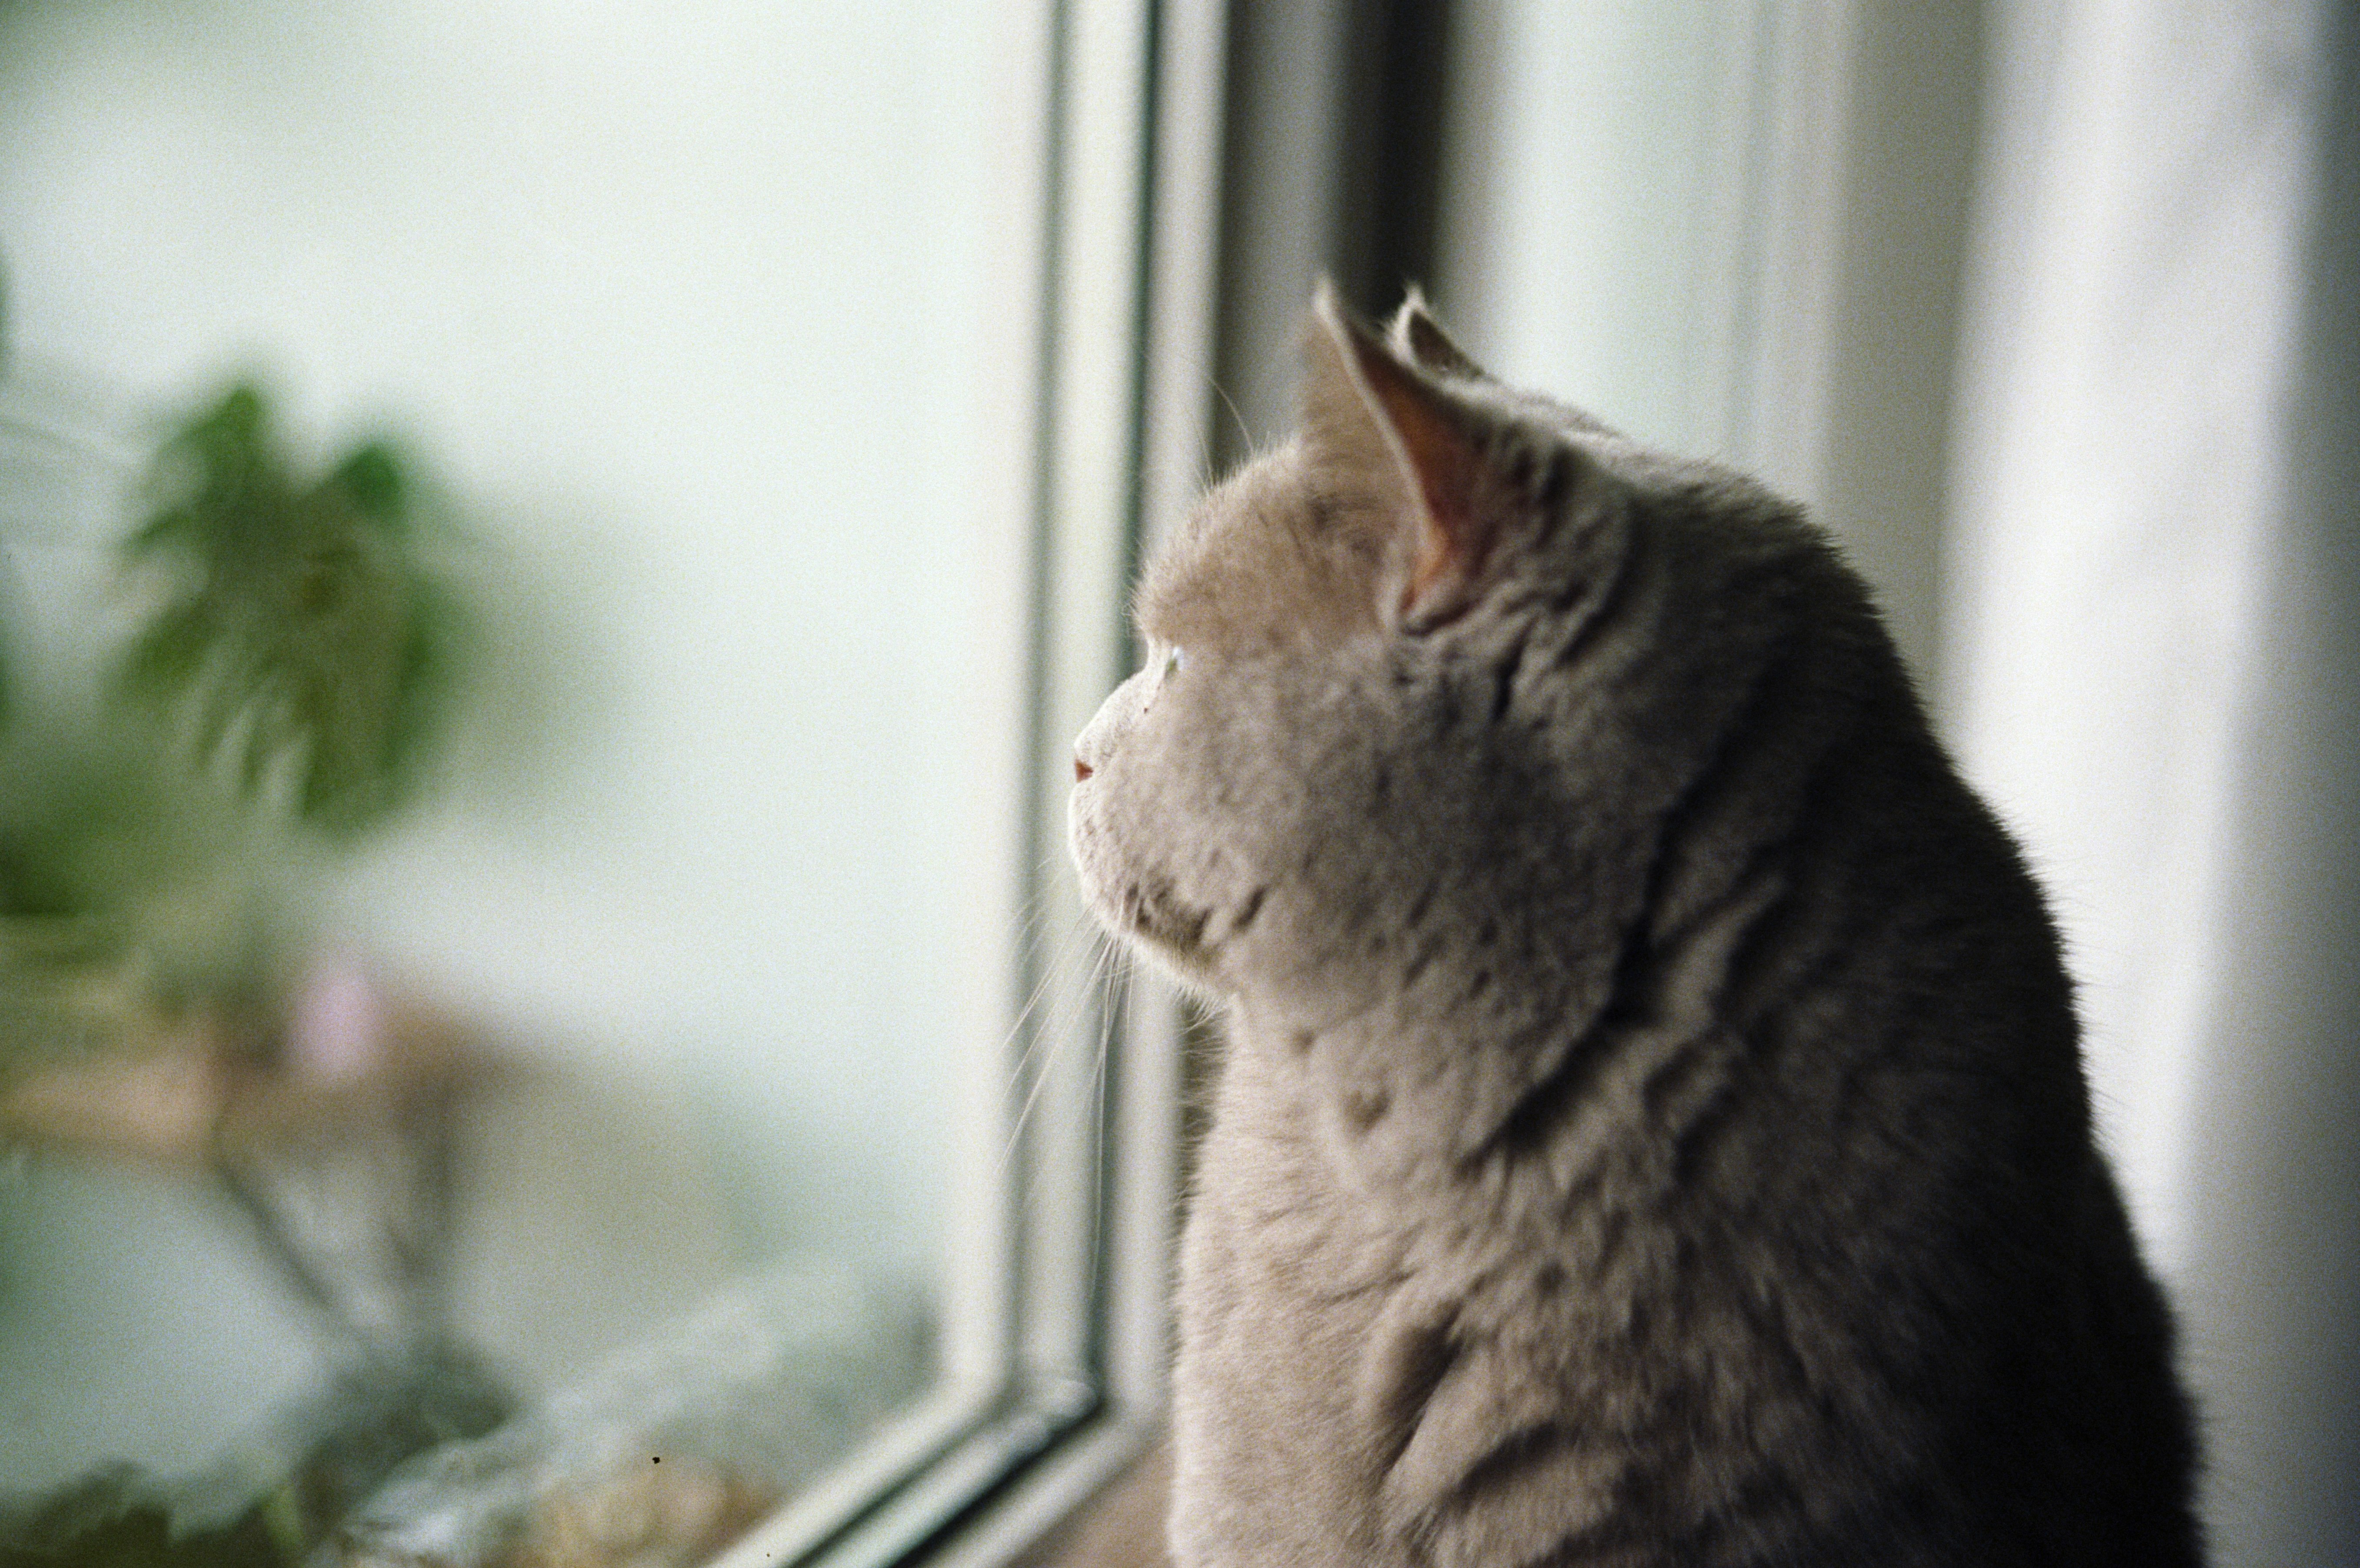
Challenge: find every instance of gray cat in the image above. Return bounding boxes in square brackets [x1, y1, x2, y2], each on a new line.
[1067, 287, 2202, 1567]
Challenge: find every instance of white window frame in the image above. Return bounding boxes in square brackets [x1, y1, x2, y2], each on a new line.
[707, 1, 1222, 1562]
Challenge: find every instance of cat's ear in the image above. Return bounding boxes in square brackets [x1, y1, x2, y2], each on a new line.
[1387, 288, 1488, 382]
[1306, 279, 1493, 629]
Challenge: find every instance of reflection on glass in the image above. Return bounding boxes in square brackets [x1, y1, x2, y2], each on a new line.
[0, 3, 1024, 1562]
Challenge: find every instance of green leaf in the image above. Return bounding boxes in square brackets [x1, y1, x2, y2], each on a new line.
[113, 601, 216, 700]
[110, 384, 463, 836]
[327, 441, 405, 532]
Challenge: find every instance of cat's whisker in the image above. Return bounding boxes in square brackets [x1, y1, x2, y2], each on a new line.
[996, 930, 1081, 1100]
[1207, 374, 1252, 461]
[1000, 1020, 1071, 1172]
[997, 907, 1120, 1172]
[1086, 938, 1129, 1265]
[989, 889, 1098, 1124]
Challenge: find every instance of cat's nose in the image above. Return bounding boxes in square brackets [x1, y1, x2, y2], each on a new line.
[1074, 756, 1094, 782]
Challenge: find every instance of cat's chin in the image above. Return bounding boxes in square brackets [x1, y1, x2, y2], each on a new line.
[1078, 879, 1223, 996]
[1108, 929, 1225, 1002]
[1071, 807, 1227, 994]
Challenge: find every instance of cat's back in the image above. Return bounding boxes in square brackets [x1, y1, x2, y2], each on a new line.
[1176, 525, 2199, 1568]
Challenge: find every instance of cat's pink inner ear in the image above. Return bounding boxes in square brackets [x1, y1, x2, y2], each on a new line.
[1313, 284, 1486, 625]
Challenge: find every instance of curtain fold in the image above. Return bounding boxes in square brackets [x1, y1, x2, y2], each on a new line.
[1944, 2, 2357, 1560]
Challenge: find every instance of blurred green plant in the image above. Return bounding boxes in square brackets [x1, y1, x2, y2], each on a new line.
[0, 378, 470, 1084]
[0, 726, 266, 1065]
[114, 385, 461, 836]
[0, 330, 513, 1553]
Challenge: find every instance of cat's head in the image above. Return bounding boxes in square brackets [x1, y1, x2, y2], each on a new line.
[1067, 284, 1822, 1021]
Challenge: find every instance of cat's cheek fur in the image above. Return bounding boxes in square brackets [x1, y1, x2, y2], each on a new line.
[1071, 669, 1265, 988]
[1074, 648, 1351, 992]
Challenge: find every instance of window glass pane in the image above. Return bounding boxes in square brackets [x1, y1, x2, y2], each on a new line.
[0, 1, 1032, 1558]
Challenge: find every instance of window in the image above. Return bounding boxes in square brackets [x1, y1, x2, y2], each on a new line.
[0, 0, 1202, 1561]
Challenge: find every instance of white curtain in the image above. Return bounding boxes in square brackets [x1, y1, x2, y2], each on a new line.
[1945, 2, 2358, 1561]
